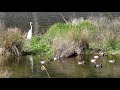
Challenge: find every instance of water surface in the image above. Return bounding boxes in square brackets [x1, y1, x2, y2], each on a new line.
[0, 54, 119, 78]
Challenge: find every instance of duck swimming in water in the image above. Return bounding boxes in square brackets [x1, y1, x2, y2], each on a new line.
[95, 63, 103, 68]
[109, 59, 116, 64]
[94, 55, 99, 59]
[99, 51, 108, 56]
[91, 59, 96, 63]
[78, 61, 85, 65]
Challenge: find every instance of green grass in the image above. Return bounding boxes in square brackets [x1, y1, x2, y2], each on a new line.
[43, 21, 96, 45]
[26, 35, 53, 59]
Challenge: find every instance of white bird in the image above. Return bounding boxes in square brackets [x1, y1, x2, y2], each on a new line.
[91, 59, 96, 63]
[94, 55, 99, 59]
[40, 61, 46, 64]
[27, 22, 33, 40]
[109, 59, 116, 64]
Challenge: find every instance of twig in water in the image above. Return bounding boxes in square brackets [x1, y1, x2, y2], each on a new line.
[41, 66, 50, 78]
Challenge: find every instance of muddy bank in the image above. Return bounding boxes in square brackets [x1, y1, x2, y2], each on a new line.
[54, 47, 108, 60]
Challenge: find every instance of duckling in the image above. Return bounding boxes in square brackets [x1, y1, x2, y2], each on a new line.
[94, 55, 99, 59]
[95, 63, 103, 68]
[91, 59, 96, 63]
[109, 59, 116, 64]
[40, 61, 46, 64]
[78, 61, 85, 65]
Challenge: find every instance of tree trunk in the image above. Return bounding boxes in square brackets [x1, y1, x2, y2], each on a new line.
[33, 12, 39, 34]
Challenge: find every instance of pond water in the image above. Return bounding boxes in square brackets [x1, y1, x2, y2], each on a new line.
[0, 54, 120, 78]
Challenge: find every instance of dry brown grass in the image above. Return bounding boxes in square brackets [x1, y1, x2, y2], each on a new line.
[0, 28, 24, 55]
[52, 29, 90, 57]
[88, 16, 120, 51]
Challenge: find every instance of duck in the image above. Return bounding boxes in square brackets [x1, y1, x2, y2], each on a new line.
[91, 59, 96, 63]
[78, 61, 85, 65]
[40, 61, 46, 64]
[109, 59, 116, 64]
[99, 51, 108, 56]
[95, 63, 103, 68]
[94, 55, 99, 59]
[99, 52, 104, 56]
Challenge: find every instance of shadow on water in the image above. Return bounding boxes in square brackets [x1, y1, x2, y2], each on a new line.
[0, 54, 120, 78]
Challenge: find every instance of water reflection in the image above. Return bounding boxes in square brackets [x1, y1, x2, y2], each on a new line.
[0, 54, 120, 78]
[0, 55, 12, 78]
[29, 55, 33, 73]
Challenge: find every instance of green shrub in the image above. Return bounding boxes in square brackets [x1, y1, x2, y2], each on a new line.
[43, 21, 96, 45]
[42, 20, 95, 56]
[27, 35, 53, 58]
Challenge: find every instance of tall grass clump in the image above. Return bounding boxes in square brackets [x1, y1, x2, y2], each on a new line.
[1, 28, 24, 56]
[52, 29, 90, 57]
[44, 20, 96, 45]
[43, 20, 96, 57]
[88, 15, 120, 54]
